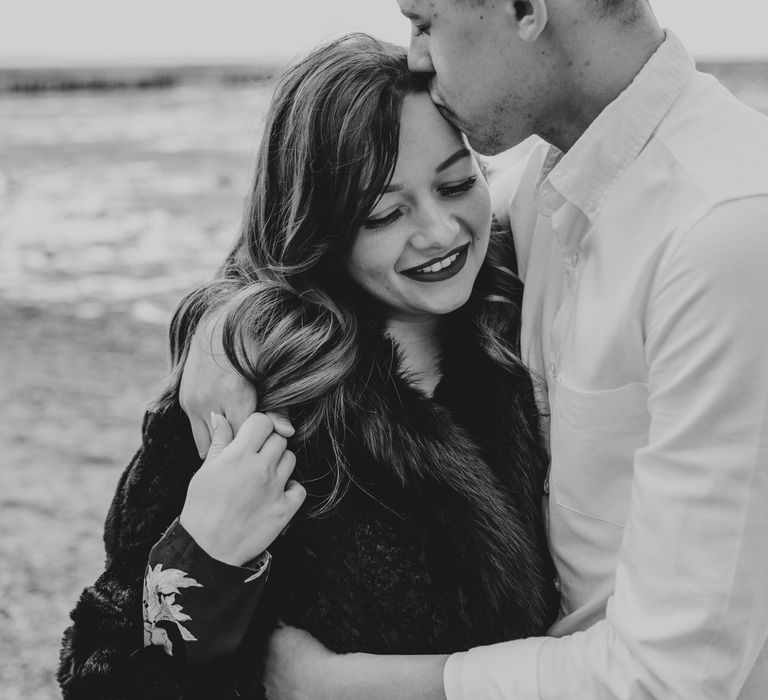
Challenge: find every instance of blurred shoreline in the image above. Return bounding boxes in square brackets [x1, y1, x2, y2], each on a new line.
[2, 58, 766, 92]
[0, 63, 283, 93]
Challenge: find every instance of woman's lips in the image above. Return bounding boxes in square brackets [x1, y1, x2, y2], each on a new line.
[400, 243, 470, 283]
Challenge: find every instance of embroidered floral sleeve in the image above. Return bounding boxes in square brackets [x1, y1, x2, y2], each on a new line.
[58, 404, 276, 698]
[143, 517, 270, 665]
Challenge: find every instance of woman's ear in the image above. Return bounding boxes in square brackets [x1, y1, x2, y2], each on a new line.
[512, 0, 548, 43]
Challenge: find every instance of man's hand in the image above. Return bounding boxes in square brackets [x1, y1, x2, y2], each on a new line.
[180, 307, 281, 457]
[179, 412, 305, 566]
[262, 624, 448, 700]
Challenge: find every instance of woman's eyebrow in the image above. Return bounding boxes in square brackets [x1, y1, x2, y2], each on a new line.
[383, 148, 472, 193]
[436, 148, 471, 174]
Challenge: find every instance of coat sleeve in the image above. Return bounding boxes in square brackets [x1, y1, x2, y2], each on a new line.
[57, 401, 269, 699]
[144, 517, 270, 666]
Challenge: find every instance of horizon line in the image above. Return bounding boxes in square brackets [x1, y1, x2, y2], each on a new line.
[2, 51, 767, 70]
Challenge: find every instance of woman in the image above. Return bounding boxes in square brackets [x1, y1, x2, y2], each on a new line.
[58, 34, 557, 699]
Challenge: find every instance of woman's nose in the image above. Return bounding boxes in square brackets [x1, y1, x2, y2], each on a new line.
[411, 202, 460, 250]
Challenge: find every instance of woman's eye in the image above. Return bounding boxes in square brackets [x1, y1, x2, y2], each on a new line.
[440, 176, 477, 197]
[364, 209, 403, 230]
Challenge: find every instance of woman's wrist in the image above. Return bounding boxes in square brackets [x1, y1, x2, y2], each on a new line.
[175, 515, 269, 572]
[178, 510, 241, 566]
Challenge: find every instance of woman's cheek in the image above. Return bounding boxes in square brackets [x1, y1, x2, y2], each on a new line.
[463, 187, 493, 242]
[346, 235, 399, 299]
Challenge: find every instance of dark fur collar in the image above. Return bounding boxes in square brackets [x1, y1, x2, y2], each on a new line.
[312, 312, 556, 640]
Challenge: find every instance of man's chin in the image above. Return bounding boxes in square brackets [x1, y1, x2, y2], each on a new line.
[463, 130, 511, 157]
[433, 104, 520, 156]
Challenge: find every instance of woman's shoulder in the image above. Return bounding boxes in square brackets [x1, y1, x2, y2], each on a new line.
[103, 398, 201, 553]
[116, 399, 200, 492]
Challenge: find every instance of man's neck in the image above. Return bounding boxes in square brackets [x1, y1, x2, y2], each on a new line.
[539, 19, 665, 153]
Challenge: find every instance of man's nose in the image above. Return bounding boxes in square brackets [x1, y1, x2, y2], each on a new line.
[407, 36, 435, 75]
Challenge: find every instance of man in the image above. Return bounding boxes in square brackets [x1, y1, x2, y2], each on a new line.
[182, 1, 768, 697]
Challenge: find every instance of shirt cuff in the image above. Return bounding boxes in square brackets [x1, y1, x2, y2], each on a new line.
[444, 637, 548, 700]
[143, 518, 270, 665]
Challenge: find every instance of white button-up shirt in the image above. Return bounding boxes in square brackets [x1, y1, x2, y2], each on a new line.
[444, 32, 768, 700]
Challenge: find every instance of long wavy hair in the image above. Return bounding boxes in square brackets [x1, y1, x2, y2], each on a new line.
[159, 34, 529, 515]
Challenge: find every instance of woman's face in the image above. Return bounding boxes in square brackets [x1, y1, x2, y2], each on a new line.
[345, 92, 492, 321]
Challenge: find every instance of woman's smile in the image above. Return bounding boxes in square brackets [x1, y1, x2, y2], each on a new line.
[399, 242, 470, 282]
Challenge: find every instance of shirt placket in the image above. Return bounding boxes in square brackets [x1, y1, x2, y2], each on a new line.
[543, 199, 590, 387]
[541, 197, 591, 613]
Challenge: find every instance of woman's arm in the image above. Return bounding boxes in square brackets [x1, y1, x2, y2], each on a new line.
[58, 403, 227, 698]
[58, 403, 302, 699]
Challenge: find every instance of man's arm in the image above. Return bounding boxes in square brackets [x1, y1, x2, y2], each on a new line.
[262, 626, 449, 700]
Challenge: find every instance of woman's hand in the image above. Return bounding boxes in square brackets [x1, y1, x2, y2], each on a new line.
[179, 412, 306, 567]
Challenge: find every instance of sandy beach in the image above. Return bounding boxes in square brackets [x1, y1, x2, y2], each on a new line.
[0, 302, 169, 697]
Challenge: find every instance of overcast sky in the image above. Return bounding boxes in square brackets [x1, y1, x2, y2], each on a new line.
[1, 0, 766, 66]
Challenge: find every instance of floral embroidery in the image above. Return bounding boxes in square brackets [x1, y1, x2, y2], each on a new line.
[143, 563, 202, 656]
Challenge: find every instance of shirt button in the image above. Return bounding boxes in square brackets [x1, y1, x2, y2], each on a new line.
[549, 361, 557, 376]
[553, 577, 561, 593]
[569, 250, 581, 267]
[543, 477, 550, 495]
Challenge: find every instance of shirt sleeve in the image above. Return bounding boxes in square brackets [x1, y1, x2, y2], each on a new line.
[143, 517, 270, 665]
[444, 196, 768, 700]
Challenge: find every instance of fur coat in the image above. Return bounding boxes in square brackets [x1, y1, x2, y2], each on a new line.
[58, 310, 557, 699]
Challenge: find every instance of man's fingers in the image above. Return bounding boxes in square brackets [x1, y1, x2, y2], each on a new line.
[189, 415, 212, 459]
[206, 412, 234, 461]
[226, 390, 259, 436]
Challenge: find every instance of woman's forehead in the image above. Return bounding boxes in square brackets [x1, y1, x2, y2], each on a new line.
[393, 92, 466, 172]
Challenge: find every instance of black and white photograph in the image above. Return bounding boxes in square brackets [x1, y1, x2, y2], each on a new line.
[1, 1, 767, 698]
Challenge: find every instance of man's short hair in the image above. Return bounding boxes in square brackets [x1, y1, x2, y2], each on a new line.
[452, 0, 640, 20]
[453, 0, 639, 17]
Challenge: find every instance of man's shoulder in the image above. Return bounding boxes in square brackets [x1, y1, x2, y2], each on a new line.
[651, 70, 768, 203]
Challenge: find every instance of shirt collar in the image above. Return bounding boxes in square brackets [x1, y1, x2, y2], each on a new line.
[536, 31, 696, 221]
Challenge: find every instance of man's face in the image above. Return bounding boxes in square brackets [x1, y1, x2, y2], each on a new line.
[397, 0, 541, 154]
